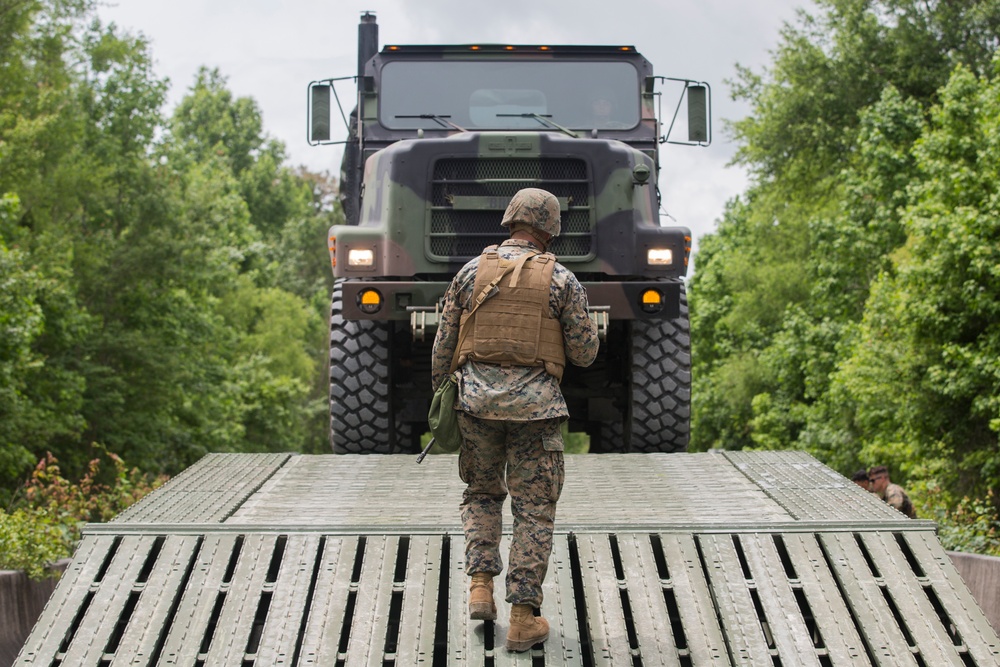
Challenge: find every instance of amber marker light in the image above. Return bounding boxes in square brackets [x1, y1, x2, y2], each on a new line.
[640, 288, 664, 314]
[387, 45, 400, 51]
[328, 235, 336, 267]
[505, 45, 516, 51]
[469, 45, 481, 51]
[538, 46, 551, 51]
[358, 288, 383, 314]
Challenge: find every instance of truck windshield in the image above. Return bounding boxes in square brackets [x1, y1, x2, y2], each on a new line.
[380, 60, 640, 131]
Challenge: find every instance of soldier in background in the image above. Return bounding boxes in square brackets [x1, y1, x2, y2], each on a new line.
[851, 469, 870, 491]
[868, 465, 916, 518]
[431, 188, 599, 652]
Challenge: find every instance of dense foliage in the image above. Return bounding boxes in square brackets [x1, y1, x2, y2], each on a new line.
[691, 0, 1000, 529]
[0, 0, 336, 502]
[1, 450, 166, 578]
[4, 0, 1000, 557]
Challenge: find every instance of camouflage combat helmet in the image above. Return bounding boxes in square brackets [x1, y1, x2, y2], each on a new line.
[501, 188, 561, 237]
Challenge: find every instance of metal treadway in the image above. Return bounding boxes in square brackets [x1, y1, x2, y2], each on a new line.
[15, 451, 1000, 665]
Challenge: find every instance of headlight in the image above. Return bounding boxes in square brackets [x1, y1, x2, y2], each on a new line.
[647, 248, 673, 266]
[348, 248, 374, 267]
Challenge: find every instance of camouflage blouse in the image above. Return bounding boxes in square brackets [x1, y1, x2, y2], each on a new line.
[882, 483, 916, 519]
[431, 239, 599, 421]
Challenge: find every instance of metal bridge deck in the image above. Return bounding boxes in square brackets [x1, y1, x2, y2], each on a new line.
[15, 451, 1000, 665]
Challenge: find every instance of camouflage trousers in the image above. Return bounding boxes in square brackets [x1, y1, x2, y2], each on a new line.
[457, 412, 565, 607]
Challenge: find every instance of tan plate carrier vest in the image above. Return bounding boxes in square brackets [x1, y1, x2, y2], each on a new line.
[450, 248, 566, 381]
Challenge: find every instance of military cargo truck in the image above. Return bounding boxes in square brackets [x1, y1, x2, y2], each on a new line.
[308, 12, 710, 455]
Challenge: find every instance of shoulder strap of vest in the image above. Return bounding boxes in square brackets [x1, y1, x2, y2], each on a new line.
[508, 253, 532, 288]
[449, 249, 538, 373]
[505, 249, 552, 289]
[470, 248, 503, 298]
[472, 250, 536, 311]
[515, 252, 554, 285]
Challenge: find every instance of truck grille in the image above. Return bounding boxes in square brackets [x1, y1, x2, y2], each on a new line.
[429, 158, 592, 261]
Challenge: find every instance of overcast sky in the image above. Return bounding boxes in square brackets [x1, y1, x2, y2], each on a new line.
[97, 0, 811, 261]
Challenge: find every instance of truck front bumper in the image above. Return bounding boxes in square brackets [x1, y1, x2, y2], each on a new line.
[339, 279, 682, 325]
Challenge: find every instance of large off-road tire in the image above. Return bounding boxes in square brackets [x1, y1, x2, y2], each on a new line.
[628, 291, 691, 453]
[329, 281, 409, 454]
[589, 420, 626, 454]
[592, 285, 690, 453]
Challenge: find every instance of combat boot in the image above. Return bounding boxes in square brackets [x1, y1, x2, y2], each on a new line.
[506, 603, 549, 651]
[468, 573, 496, 620]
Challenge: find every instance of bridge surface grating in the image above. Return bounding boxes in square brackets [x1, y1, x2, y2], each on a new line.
[15, 451, 1000, 665]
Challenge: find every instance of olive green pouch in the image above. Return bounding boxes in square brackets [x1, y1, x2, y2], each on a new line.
[427, 373, 461, 453]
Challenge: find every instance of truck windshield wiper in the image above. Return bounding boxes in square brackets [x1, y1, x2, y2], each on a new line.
[496, 113, 579, 138]
[395, 114, 467, 132]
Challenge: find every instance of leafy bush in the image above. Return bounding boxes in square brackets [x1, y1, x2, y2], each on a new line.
[1, 451, 168, 579]
[919, 485, 1000, 557]
[0, 508, 68, 580]
[22, 450, 167, 536]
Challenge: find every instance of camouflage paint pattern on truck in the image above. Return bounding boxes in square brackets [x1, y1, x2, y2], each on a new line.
[311, 13, 708, 454]
[330, 131, 689, 321]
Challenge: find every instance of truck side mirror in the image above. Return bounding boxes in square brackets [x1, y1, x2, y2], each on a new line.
[310, 84, 332, 143]
[687, 85, 708, 144]
[657, 77, 712, 147]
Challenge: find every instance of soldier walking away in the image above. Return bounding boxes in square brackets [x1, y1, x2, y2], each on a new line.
[868, 465, 916, 518]
[430, 188, 599, 652]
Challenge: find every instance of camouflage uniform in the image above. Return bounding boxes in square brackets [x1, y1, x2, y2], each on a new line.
[431, 191, 598, 607]
[880, 483, 916, 519]
[456, 412, 564, 606]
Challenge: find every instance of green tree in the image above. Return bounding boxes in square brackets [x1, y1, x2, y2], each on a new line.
[167, 69, 336, 307]
[161, 72, 331, 460]
[0, 0, 121, 481]
[691, 1, 1000, 527]
[0, 1, 334, 495]
[691, 0, 1000, 461]
[0, 217, 44, 487]
[836, 64, 1000, 509]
